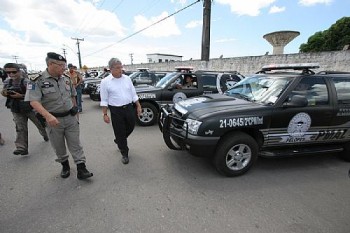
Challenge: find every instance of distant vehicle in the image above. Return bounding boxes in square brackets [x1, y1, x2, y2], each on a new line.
[159, 63, 350, 177]
[82, 71, 110, 94]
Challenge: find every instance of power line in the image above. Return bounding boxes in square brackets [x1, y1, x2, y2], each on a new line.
[73, 0, 108, 37]
[84, 0, 200, 58]
[82, 0, 125, 40]
[71, 37, 84, 69]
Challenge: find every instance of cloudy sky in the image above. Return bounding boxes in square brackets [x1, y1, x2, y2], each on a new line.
[0, 0, 348, 71]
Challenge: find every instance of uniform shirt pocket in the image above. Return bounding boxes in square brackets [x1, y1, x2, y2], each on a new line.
[42, 87, 56, 94]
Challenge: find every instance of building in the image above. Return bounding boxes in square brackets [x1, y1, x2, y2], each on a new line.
[146, 53, 182, 63]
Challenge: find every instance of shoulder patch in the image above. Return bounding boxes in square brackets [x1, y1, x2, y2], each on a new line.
[29, 73, 42, 81]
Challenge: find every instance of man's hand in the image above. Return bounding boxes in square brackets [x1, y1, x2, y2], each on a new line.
[45, 114, 60, 127]
[103, 114, 110, 124]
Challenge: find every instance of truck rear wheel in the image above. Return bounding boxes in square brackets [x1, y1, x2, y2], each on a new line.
[213, 132, 258, 177]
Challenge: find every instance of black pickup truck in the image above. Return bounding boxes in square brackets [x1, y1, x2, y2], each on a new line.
[159, 63, 350, 177]
[135, 68, 244, 126]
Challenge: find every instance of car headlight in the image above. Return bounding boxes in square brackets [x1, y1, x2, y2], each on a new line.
[184, 119, 202, 135]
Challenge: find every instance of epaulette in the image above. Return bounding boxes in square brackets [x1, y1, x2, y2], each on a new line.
[29, 73, 42, 81]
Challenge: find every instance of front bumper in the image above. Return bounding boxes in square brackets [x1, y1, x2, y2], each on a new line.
[159, 107, 219, 155]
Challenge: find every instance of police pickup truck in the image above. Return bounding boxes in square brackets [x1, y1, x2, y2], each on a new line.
[136, 67, 244, 126]
[159, 63, 350, 177]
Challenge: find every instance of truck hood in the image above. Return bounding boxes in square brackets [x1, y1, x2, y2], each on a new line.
[174, 94, 262, 118]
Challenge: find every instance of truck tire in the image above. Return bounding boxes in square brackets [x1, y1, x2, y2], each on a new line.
[213, 132, 258, 177]
[137, 102, 158, 126]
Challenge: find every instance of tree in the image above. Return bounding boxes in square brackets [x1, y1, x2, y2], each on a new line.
[299, 17, 350, 52]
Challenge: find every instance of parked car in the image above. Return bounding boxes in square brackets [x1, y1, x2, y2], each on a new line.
[82, 71, 110, 94]
[133, 68, 244, 126]
[159, 63, 350, 177]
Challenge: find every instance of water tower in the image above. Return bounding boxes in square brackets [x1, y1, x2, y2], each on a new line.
[263, 30, 300, 55]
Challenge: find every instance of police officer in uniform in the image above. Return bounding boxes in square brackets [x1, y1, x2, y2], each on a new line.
[25, 52, 93, 180]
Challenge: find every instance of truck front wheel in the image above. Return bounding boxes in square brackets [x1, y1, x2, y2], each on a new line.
[213, 132, 258, 177]
[137, 102, 158, 126]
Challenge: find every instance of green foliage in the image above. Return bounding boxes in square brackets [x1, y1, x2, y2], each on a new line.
[299, 17, 350, 52]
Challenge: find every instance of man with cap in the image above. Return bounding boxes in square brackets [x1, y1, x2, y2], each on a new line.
[25, 52, 93, 180]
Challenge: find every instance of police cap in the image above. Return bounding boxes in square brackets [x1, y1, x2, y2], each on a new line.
[47, 52, 66, 62]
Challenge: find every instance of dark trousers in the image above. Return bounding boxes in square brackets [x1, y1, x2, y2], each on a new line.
[109, 104, 136, 156]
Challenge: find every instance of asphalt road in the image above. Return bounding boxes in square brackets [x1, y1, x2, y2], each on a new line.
[1, 92, 350, 233]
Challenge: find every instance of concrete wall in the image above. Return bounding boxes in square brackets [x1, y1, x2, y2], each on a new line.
[124, 50, 350, 76]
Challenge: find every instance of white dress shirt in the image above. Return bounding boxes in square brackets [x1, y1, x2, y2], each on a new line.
[100, 74, 139, 107]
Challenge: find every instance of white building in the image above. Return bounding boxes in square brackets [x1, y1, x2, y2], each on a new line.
[146, 53, 182, 63]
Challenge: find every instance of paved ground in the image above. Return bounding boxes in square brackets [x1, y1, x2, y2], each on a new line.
[0, 92, 350, 233]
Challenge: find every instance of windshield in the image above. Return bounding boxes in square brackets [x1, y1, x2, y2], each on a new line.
[155, 72, 178, 88]
[225, 75, 291, 104]
[128, 71, 141, 79]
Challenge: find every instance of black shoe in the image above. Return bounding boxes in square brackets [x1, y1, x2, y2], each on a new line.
[77, 163, 93, 180]
[43, 135, 49, 141]
[60, 160, 70, 178]
[121, 156, 129, 164]
[13, 149, 28, 155]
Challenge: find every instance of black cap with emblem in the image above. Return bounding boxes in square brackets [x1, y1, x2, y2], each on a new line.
[47, 52, 66, 62]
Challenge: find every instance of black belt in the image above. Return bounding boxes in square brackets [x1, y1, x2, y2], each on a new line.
[110, 103, 132, 109]
[50, 111, 71, 117]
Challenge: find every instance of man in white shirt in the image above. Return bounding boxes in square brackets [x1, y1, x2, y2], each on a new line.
[100, 58, 142, 164]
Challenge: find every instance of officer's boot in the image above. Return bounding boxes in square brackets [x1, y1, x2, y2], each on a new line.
[121, 149, 129, 165]
[61, 160, 70, 178]
[77, 163, 93, 180]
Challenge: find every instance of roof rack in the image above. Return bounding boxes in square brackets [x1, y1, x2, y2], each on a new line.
[257, 63, 320, 74]
[174, 66, 194, 73]
[317, 70, 350, 74]
[136, 68, 150, 72]
[195, 70, 240, 74]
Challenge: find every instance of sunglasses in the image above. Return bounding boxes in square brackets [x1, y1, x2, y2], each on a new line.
[6, 71, 18, 74]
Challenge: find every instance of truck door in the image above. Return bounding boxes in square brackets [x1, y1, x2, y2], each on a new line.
[267, 76, 333, 146]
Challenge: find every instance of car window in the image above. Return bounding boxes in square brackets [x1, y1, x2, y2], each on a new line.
[201, 74, 217, 91]
[290, 77, 329, 106]
[333, 77, 350, 104]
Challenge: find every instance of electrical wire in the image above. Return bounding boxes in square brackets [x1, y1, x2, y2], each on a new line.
[84, 0, 200, 58]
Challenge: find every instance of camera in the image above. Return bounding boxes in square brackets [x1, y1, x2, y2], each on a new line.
[6, 87, 20, 95]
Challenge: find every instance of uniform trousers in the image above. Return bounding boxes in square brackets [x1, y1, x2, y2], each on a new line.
[46, 115, 86, 164]
[109, 104, 136, 156]
[12, 111, 47, 151]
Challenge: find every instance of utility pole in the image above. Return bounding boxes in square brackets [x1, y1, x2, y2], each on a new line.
[12, 55, 19, 63]
[62, 48, 67, 60]
[201, 0, 211, 61]
[71, 37, 84, 69]
[129, 53, 134, 65]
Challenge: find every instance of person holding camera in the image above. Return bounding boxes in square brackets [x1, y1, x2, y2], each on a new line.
[1, 63, 48, 155]
[25, 52, 93, 180]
